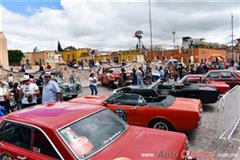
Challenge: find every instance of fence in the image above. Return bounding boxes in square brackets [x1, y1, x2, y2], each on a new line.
[218, 85, 240, 142]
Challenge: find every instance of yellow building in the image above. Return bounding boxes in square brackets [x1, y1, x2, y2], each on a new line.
[95, 49, 141, 63]
[22, 50, 57, 68]
[120, 49, 140, 62]
[62, 48, 91, 62]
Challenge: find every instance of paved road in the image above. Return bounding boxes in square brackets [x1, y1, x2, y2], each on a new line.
[78, 86, 240, 160]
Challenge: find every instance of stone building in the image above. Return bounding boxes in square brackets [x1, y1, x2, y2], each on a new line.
[0, 32, 9, 69]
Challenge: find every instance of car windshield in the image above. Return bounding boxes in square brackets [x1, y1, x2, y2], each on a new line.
[178, 76, 187, 84]
[53, 76, 64, 84]
[110, 67, 122, 72]
[58, 109, 127, 159]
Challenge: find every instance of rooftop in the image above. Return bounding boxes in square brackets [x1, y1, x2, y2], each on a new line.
[5, 102, 105, 130]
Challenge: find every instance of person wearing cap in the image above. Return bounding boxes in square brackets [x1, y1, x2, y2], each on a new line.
[20, 75, 40, 109]
[0, 80, 11, 114]
[42, 72, 61, 104]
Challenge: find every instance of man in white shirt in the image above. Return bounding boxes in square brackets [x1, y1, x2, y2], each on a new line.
[20, 75, 40, 109]
[0, 80, 10, 114]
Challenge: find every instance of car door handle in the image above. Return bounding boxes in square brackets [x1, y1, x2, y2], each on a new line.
[17, 156, 27, 160]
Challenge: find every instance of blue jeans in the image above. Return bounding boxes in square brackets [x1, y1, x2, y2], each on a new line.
[137, 78, 144, 85]
[90, 85, 98, 95]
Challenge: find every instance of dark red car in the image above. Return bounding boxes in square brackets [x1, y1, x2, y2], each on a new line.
[98, 66, 131, 86]
[206, 70, 240, 88]
[178, 74, 230, 94]
[0, 102, 192, 160]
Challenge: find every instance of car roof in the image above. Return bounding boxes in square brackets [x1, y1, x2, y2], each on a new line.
[4, 102, 105, 130]
[208, 70, 236, 72]
[185, 74, 206, 77]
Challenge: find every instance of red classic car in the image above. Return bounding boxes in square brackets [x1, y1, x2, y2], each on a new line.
[206, 70, 240, 88]
[98, 66, 131, 86]
[178, 74, 230, 94]
[0, 102, 192, 160]
[70, 92, 202, 132]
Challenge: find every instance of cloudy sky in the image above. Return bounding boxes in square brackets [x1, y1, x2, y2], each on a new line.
[0, 0, 240, 52]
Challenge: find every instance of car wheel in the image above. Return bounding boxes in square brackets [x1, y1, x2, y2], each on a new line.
[150, 119, 173, 131]
[159, 90, 170, 95]
[0, 153, 14, 160]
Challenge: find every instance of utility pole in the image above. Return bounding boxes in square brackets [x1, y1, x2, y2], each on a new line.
[172, 31, 176, 49]
[148, 0, 153, 52]
[231, 13, 234, 66]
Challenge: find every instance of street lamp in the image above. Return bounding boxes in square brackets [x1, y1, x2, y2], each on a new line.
[148, 0, 153, 52]
[134, 30, 143, 51]
[172, 31, 176, 49]
[190, 40, 194, 64]
[231, 14, 234, 66]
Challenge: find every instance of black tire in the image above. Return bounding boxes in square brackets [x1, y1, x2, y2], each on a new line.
[149, 119, 174, 131]
[0, 153, 14, 160]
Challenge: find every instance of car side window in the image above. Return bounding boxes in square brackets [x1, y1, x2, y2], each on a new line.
[185, 77, 201, 83]
[220, 72, 235, 78]
[33, 129, 60, 159]
[208, 72, 220, 78]
[0, 122, 31, 150]
[201, 77, 209, 83]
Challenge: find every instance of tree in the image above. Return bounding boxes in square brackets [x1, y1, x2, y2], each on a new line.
[8, 49, 24, 66]
[57, 41, 64, 52]
[64, 46, 76, 51]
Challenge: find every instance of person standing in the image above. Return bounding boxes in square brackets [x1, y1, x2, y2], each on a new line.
[79, 60, 84, 70]
[89, 73, 98, 95]
[19, 64, 26, 73]
[42, 72, 61, 104]
[132, 68, 137, 85]
[136, 67, 144, 85]
[11, 82, 22, 110]
[0, 80, 10, 114]
[39, 64, 44, 72]
[7, 73, 14, 88]
[159, 66, 165, 80]
[107, 70, 115, 90]
[118, 68, 127, 87]
[46, 63, 52, 70]
[20, 75, 40, 109]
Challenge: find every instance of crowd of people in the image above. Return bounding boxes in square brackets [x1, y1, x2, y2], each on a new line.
[0, 72, 61, 116]
[2, 60, 240, 116]
[94, 60, 240, 93]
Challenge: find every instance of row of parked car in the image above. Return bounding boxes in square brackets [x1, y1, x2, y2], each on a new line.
[0, 69, 239, 160]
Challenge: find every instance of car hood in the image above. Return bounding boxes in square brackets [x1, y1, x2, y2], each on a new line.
[210, 81, 229, 87]
[170, 97, 202, 113]
[93, 126, 187, 160]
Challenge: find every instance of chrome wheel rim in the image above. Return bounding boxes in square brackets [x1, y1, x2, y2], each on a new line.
[153, 122, 169, 130]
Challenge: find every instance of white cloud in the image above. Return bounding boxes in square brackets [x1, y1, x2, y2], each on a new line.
[0, 0, 240, 52]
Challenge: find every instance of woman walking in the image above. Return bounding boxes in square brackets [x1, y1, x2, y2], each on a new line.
[89, 73, 98, 95]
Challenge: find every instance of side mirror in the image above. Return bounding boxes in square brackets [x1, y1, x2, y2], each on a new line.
[102, 101, 108, 107]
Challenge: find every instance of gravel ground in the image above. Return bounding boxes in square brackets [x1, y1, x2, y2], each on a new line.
[78, 86, 240, 160]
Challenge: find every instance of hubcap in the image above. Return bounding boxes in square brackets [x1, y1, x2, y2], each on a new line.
[153, 122, 169, 130]
[161, 90, 169, 95]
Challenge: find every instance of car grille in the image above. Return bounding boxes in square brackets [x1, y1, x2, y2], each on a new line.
[69, 86, 76, 93]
